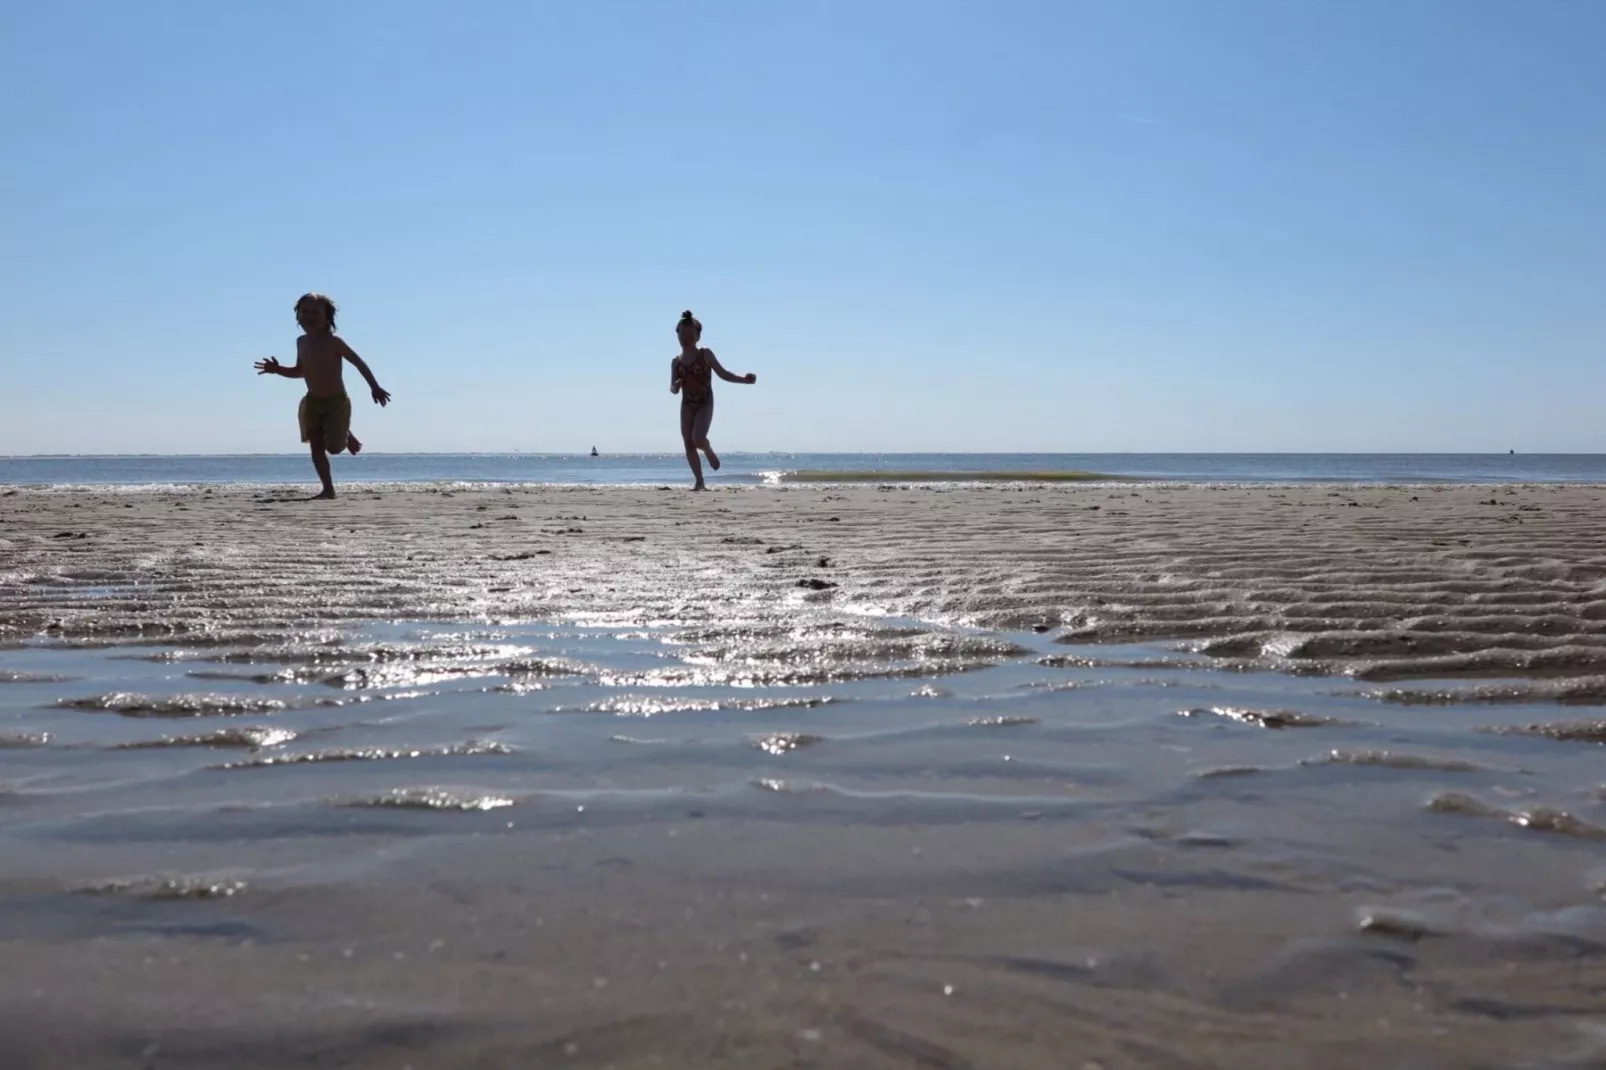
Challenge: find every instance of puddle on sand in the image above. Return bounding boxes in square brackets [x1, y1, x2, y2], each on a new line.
[3, 616, 1606, 1066]
[4, 615, 1605, 850]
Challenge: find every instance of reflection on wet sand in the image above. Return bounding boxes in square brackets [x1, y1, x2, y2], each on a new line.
[2, 484, 1606, 1066]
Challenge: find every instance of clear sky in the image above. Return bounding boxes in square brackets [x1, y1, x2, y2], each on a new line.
[2, 0, 1603, 455]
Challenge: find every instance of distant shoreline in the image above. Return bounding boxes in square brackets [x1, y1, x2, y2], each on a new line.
[778, 470, 1123, 483]
[7, 453, 1606, 488]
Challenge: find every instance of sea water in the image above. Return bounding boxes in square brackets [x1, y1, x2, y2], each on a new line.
[4, 451, 1606, 487]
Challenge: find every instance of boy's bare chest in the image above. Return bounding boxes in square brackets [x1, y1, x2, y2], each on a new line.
[297, 338, 343, 373]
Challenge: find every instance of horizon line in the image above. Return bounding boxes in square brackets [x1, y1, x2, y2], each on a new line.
[0, 450, 1588, 461]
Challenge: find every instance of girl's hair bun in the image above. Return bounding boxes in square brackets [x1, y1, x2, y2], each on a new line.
[681, 310, 695, 320]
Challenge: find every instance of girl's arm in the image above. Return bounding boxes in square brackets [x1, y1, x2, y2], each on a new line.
[669, 357, 682, 394]
[706, 349, 757, 385]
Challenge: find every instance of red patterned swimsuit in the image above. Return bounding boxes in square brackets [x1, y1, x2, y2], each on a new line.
[677, 349, 714, 410]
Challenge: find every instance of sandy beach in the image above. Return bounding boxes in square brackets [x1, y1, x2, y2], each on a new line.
[8, 480, 1606, 664]
[3, 482, 1606, 1068]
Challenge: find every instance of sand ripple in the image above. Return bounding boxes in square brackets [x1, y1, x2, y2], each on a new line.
[1365, 677, 1606, 705]
[748, 732, 826, 755]
[1308, 749, 1493, 772]
[341, 787, 516, 810]
[1428, 792, 1606, 840]
[1481, 720, 1606, 744]
[557, 695, 836, 716]
[56, 692, 288, 717]
[80, 873, 248, 899]
[1178, 706, 1349, 729]
[116, 726, 297, 750]
[214, 739, 514, 769]
[8, 485, 1606, 702]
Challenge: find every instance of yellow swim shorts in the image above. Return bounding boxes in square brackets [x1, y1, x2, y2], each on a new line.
[298, 392, 352, 449]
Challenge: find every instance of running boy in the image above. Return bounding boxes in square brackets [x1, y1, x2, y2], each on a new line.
[255, 293, 391, 499]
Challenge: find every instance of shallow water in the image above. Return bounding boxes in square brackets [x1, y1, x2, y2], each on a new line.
[4, 618, 1605, 828]
[4, 484, 1606, 1066]
[5, 616, 1606, 1065]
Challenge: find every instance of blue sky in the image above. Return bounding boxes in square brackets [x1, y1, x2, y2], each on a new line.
[2, 0, 1603, 455]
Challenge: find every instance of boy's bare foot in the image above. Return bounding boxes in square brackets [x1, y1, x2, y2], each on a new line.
[705, 447, 720, 471]
[347, 433, 363, 455]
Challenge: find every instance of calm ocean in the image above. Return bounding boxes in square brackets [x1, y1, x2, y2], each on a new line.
[1, 452, 1604, 487]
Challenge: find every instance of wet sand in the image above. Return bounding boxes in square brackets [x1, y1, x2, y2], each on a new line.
[3, 482, 1606, 1068]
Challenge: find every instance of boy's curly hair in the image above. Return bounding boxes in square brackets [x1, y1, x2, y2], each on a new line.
[295, 292, 338, 331]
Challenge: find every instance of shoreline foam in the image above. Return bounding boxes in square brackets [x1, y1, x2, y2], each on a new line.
[775, 469, 1123, 483]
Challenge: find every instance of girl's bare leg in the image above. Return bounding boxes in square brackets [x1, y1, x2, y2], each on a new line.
[347, 432, 363, 455]
[680, 405, 705, 489]
[692, 398, 718, 471]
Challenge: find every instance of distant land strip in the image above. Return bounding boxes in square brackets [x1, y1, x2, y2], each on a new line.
[777, 470, 1126, 483]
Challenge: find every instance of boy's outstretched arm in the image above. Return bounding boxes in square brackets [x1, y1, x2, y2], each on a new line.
[338, 339, 392, 406]
[254, 356, 303, 378]
[707, 350, 757, 385]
